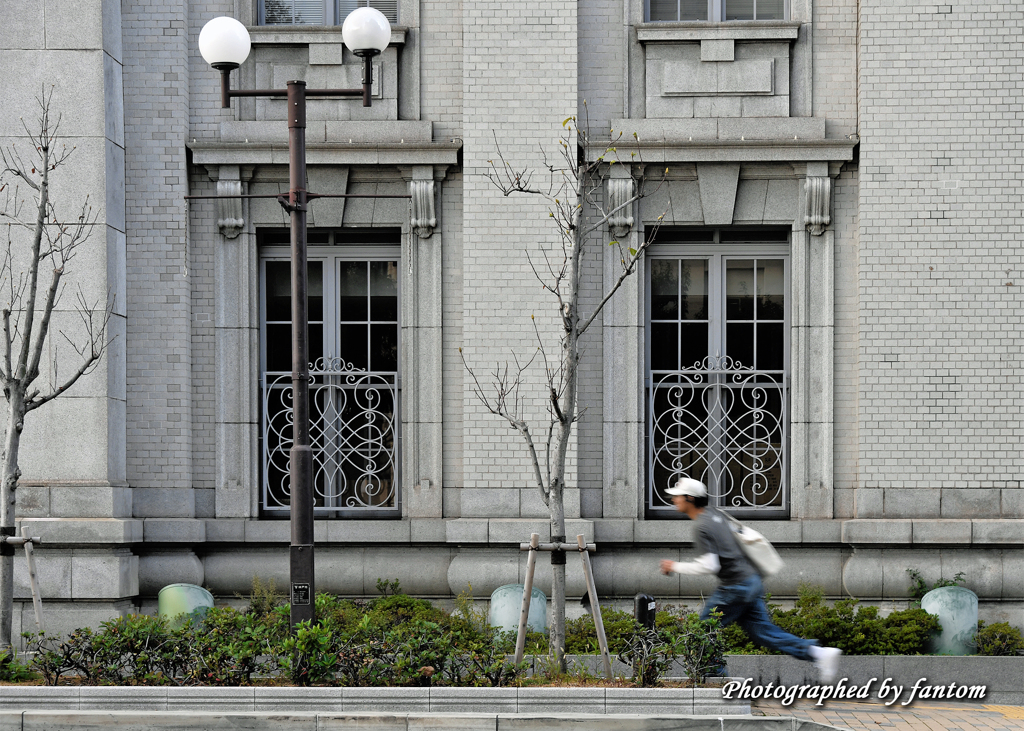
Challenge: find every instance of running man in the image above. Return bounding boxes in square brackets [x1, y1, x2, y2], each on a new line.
[660, 477, 842, 683]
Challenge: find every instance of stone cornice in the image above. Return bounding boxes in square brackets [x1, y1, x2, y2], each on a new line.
[17, 517, 1019, 547]
[598, 138, 857, 165]
[636, 20, 801, 43]
[189, 141, 461, 167]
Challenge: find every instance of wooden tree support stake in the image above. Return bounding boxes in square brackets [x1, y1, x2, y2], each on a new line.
[514, 533, 612, 679]
[4, 529, 43, 632]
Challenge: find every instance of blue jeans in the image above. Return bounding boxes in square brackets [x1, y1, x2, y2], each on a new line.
[700, 573, 816, 661]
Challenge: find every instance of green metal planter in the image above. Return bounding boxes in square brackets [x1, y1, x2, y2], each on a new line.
[158, 583, 215, 628]
[921, 585, 978, 655]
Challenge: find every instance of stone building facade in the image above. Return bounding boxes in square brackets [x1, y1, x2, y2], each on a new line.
[1, 0, 1020, 639]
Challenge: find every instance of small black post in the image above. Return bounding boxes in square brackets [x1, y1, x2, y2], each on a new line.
[634, 593, 656, 630]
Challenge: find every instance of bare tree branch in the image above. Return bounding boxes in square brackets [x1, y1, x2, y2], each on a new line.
[459, 346, 548, 499]
[0, 88, 115, 650]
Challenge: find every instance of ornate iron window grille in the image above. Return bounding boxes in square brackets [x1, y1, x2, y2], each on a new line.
[649, 354, 787, 515]
[262, 356, 399, 515]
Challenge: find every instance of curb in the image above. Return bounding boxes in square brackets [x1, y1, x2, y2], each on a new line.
[0, 710, 845, 731]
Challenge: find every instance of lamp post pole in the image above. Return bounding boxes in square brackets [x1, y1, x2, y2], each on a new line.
[286, 79, 315, 626]
[200, 11, 391, 630]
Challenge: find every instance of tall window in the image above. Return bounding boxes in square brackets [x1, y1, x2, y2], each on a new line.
[646, 0, 786, 21]
[259, 229, 400, 518]
[260, 0, 398, 26]
[646, 229, 789, 518]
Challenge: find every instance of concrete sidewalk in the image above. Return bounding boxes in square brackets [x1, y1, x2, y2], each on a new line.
[753, 698, 1024, 730]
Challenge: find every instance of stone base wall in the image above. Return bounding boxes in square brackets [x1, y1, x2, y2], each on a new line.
[11, 515, 1021, 648]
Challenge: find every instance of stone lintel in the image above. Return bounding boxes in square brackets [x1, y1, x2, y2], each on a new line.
[17, 518, 143, 544]
[637, 21, 801, 43]
[189, 141, 461, 168]
[601, 128, 854, 164]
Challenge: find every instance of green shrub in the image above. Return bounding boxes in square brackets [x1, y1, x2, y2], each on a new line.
[906, 568, 966, 603]
[976, 621, 1024, 656]
[565, 609, 640, 654]
[365, 593, 447, 630]
[670, 611, 727, 685]
[0, 649, 36, 682]
[25, 615, 183, 686]
[720, 584, 940, 656]
[20, 577, 542, 687]
[617, 627, 678, 687]
[617, 609, 726, 686]
[179, 606, 281, 685]
[315, 593, 366, 635]
[245, 575, 285, 618]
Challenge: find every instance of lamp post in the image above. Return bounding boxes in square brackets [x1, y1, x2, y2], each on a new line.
[199, 9, 391, 629]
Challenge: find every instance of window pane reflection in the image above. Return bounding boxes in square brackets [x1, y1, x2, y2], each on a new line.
[757, 259, 785, 320]
[724, 0, 754, 19]
[680, 259, 709, 320]
[370, 261, 399, 321]
[651, 259, 679, 319]
[339, 261, 367, 321]
[756, 0, 785, 19]
[726, 260, 755, 320]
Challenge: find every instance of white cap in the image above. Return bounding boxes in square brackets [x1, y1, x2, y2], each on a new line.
[665, 477, 707, 498]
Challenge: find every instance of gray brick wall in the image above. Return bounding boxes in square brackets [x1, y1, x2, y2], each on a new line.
[461, 0, 578, 508]
[442, 170, 465, 511]
[421, 0, 463, 140]
[578, 0, 625, 133]
[576, 217, 606, 517]
[857, 2, 1023, 518]
[122, 0, 193, 500]
[833, 164, 859, 519]
[188, 1, 234, 142]
[189, 173, 217, 511]
[812, 0, 858, 138]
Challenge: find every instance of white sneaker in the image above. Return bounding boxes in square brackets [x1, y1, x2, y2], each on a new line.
[811, 646, 842, 684]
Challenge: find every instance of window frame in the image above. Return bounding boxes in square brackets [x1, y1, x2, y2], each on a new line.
[258, 235, 402, 519]
[644, 0, 790, 22]
[258, 0, 399, 26]
[644, 233, 791, 520]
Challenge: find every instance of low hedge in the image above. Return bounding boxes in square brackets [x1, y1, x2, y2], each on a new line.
[3, 581, 1019, 686]
[20, 587, 535, 687]
[718, 585, 941, 656]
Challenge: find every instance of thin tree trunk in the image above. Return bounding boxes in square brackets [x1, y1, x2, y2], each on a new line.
[547, 205, 584, 672]
[0, 390, 24, 651]
[549, 478, 566, 669]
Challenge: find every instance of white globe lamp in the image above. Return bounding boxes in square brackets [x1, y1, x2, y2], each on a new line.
[199, 16, 251, 71]
[342, 6, 392, 57]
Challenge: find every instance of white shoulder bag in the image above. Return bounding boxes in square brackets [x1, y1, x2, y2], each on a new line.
[722, 512, 784, 577]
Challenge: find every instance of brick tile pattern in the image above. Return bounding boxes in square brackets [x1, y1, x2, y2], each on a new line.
[857, 3, 1024, 513]
[461, 0, 578, 502]
[122, 0, 193, 492]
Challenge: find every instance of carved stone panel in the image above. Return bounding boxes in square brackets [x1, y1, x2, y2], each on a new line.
[606, 177, 635, 238]
[804, 176, 831, 235]
[216, 179, 244, 239]
[410, 179, 436, 238]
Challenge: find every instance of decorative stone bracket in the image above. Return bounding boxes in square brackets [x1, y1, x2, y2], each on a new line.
[606, 177, 635, 239]
[216, 179, 244, 239]
[804, 176, 831, 236]
[410, 179, 436, 238]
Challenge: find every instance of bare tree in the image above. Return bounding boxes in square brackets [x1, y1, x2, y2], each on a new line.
[0, 89, 114, 651]
[460, 109, 665, 670]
